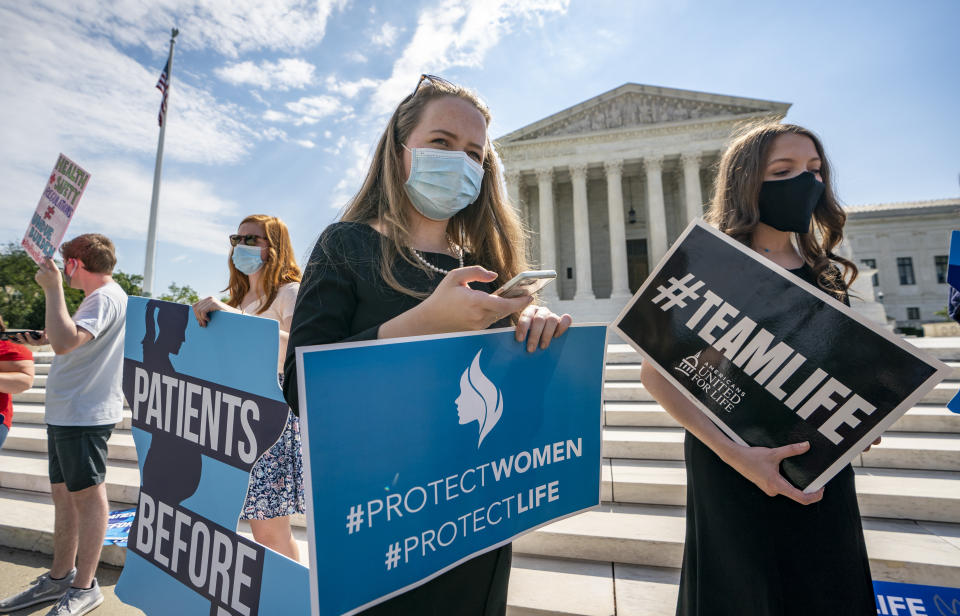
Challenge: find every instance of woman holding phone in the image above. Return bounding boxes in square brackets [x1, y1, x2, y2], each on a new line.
[193, 215, 304, 561]
[641, 122, 875, 615]
[282, 74, 571, 615]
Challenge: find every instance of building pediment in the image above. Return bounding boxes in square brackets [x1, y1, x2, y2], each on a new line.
[498, 83, 790, 143]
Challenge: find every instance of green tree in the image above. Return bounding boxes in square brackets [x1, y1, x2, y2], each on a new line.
[114, 271, 144, 296]
[0, 243, 152, 328]
[158, 283, 199, 305]
[0, 243, 83, 329]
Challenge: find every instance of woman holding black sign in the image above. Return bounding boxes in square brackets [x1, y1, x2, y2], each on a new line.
[282, 75, 571, 615]
[641, 122, 876, 615]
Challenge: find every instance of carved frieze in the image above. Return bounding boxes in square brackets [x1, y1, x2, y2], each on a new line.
[513, 93, 772, 141]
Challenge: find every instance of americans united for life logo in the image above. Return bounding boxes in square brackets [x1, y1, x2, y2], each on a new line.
[456, 350, 503, 447]
[673, 350, 747, 413]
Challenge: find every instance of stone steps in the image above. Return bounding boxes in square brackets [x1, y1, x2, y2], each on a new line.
[5, 423, 138, 462]
[12, 418, 955, 476]
[0, 486, 671, 616]
[602, 425, 960, 471]
[601, 381, 958, 405]
[603, 361, 960, 381]
[604, 401, 960, 433]
[2, 483, 957, 607]
[607, 458, 960, 523]
[512, 502, 960, 587]
[5, 445, 959, 528]
[4, 338, 958, 615]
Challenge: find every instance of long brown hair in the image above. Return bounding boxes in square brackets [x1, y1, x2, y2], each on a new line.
[224, 214, 302, 313]
[335, 77, 528, 298]
[705, 121, 857, 297]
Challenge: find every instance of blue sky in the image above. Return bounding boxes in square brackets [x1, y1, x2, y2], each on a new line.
[1, 0, 957, 298]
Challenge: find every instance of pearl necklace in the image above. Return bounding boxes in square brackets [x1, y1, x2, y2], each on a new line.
[411, 238, 463, 275]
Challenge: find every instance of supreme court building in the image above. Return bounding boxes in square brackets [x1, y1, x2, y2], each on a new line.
[497, 83, 957, 329]
[497, 82, 790, 322]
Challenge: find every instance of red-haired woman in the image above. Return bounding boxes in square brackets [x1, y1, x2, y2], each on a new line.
[193, 214, 304, 561]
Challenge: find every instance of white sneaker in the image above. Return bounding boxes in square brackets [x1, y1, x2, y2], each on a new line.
[45, 579, 104, 616]
[0, 569, 76, 612]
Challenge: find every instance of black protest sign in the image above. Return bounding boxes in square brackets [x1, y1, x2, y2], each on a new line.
[612, 221, 950, 492]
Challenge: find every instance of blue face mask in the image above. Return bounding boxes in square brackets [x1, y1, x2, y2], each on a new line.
[231, 245, 264, 275]
[403, 145, 484, 221]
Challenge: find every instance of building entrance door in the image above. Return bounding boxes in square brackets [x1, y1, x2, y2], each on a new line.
[627, 238, 649, 292]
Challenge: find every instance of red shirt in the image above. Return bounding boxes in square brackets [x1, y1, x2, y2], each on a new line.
[0, 340, 33, 428]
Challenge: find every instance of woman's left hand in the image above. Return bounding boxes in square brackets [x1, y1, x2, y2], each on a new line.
[515, 304, 572, 352]
[863, 435, 881, 453]
[192, 296, 236, 328]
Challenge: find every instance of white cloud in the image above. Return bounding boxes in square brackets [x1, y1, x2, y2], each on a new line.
[371, 0, 569, 115]
[0, 5, 256, 256]
[294, 139, 316, 149]
[215, 58, 316, 90]
[0, 6, 253, 169]
[344, 50, 368, 64]
[285, 95, 352, 125]
[371, 22, 401, 47]
[325, 75, 380, 98]
[263, 109, 293, 122]
[26, 0, 349, 58]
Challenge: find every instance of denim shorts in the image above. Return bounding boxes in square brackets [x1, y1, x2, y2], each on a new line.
[47, 424, 114, 492]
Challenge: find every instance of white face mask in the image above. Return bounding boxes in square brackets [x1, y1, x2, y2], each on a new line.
[403, 145, 484, 221]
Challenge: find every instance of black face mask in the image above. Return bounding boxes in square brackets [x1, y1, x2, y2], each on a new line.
[757, 171, 825, 233]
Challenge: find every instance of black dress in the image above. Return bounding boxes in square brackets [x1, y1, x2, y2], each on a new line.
[283, 221, 512, 616]
[677, 265, 875, 616]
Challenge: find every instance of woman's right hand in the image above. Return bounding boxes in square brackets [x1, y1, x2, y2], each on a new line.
[192, 296, 236, 328]
[379, 266, 532, 339]
[722, 441, 824, 506]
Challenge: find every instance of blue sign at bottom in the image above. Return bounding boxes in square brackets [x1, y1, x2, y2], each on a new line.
[874, 580, 960, 615]
[296, 325, 607, 615]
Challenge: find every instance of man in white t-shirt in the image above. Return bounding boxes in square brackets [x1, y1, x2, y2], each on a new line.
[0, 234, 127, 616]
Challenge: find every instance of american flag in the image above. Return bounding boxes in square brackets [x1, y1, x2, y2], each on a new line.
[156, 57, 170, 127]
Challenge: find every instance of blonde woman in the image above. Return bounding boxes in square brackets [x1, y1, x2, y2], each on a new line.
[641, 123, 875, 615]
[283, 75, 571, 615]
[193, 214, 304, 561]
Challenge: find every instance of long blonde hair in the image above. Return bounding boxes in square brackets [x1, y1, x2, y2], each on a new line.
[334, 77, 528, 298]
[225, 214, 302, 313]
[705, 121, 857, 297]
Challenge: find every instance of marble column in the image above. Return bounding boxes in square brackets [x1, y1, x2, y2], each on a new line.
[536, 167, 559, 300]
[681, 152, 704, 223]
[604, 159, 631, 298]
[644, 156, 668, 265]
[505, 170, 522, 215]
[505, 170, 527, 228]
[569, 163, 594, 300]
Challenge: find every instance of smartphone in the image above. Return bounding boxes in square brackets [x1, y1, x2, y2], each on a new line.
[493, 270, 557, 298]
[0, 329, 43, 342]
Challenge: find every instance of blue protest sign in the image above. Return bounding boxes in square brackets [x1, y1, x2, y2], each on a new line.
[948, 230, 960, 290]
[104, 508, 135, 547]
[874, 580, 960, 615]
[949, 231, 960, 414]
[115, 297, 310, 616]
[296, 325, 607, 615]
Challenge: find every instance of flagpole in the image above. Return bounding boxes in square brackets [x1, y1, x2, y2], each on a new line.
[143, 27, 178, 297]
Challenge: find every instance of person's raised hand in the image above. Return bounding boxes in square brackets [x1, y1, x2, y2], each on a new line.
[416, 266, 533, 334]
[34, 258, 63, 292]
[723, 441, 824, 506]
[192, 296, 235, 328]
[515, 304, 572, 352]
